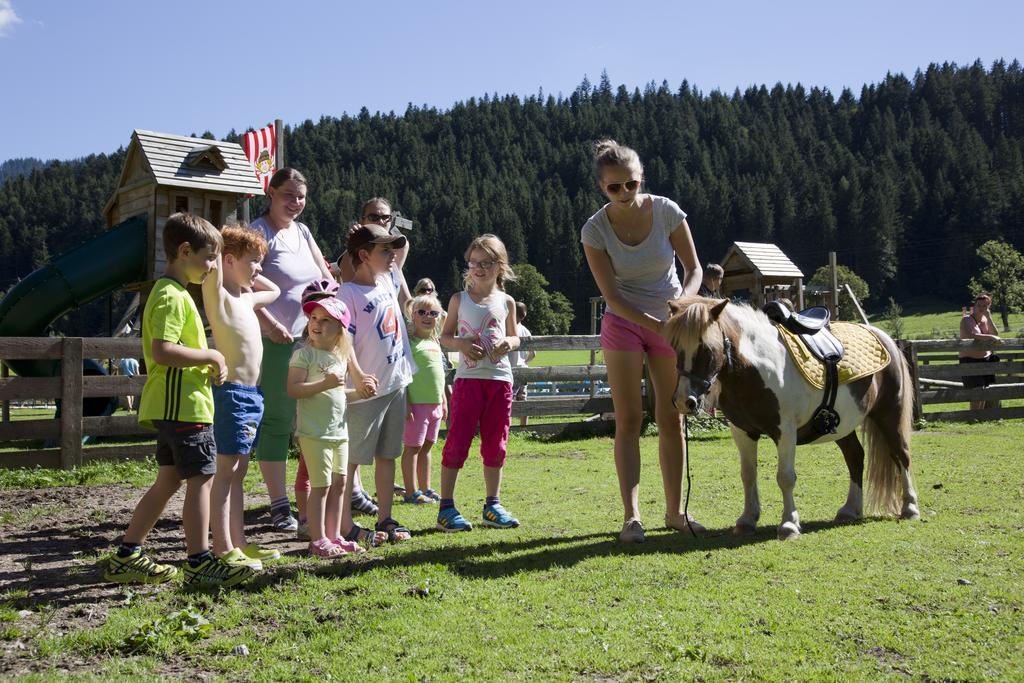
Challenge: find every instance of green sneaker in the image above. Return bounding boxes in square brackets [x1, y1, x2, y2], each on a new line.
[183, 555, 255, 590]
[104, 548, 177, 584]
[242, 543, 281, 563]
[221, 547, 262, 571]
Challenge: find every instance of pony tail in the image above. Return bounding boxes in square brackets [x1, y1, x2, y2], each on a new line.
[865, 346, 916, 517]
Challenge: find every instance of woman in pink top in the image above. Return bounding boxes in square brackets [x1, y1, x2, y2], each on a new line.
[959, 292, 1003, 410]
[581, 139, 704, 544]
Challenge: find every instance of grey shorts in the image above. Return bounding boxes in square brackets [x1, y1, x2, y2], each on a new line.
[153, 420, 217, 479]
[346, 389, 406, 466]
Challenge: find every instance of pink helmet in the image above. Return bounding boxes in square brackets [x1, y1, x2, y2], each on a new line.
[301, 278, 339, 304]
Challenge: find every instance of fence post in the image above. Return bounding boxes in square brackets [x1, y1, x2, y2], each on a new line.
[589, 298, 598, 399]
[60, 337, 84, 469]
[1, 362, 8, 424]
[899, 340, 922, 423]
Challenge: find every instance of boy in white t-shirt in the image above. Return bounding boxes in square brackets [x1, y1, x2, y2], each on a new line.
[510, 301, 536, 426]
[336, 224, 416, 545]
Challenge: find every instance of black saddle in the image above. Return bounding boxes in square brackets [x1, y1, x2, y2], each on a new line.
[762, 302, 846, 435]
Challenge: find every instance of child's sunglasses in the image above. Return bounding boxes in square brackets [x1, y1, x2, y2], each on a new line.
[416, 309, 440, 318]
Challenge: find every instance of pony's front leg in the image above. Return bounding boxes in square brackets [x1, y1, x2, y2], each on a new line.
[775, 432, 801, 540]
[731, 425, 760, 535]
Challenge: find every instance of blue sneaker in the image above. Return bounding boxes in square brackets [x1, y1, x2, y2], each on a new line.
[436, 507, 473, 532]
[482, 503, 520, 529]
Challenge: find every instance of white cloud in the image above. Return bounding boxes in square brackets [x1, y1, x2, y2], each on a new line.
[0, 0, 22, 37]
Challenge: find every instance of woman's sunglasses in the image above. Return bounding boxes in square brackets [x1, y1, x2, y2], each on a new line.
[467, 260, 496, 270]
[416, 309, 440, 318]
[417, 287, 435, 294]
[364, 213, 392, 223]
[606, 180, 640, 194]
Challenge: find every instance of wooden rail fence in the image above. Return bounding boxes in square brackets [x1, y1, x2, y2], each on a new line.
[0, 335, 620, 470]
[902, 338, 1024, 423]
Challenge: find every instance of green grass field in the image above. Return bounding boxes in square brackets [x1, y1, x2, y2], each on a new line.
[1, 420, 1021, 680]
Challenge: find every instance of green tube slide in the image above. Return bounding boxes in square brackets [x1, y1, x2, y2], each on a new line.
[0, 215, 148, 377]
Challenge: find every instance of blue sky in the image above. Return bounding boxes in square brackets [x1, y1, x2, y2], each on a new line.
[1, 0, 1022, 162]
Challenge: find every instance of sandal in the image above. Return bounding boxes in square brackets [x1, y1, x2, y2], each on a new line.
[331, 537, 367, 554]
[344, 523, 385, 547]
[351, 490, 379, 516]
[309, 538, 345, 558]
[375, 517, 412, 543]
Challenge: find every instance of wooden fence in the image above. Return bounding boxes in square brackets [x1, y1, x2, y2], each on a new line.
[0, 335, 618, 470]
[0, 337, 150, 469]
[902, 338, 1024, 422]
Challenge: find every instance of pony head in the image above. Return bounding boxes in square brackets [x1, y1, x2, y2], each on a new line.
[663, 296, 735, 414]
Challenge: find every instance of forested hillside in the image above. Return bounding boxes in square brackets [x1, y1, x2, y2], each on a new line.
[0, 158, 46, 186]
[1, 60, 1022, 335]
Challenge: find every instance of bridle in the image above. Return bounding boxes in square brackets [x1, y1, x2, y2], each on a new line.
[673, 326, 734, 411]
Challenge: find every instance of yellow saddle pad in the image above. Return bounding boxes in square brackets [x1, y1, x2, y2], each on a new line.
[777, 322, 891, 390]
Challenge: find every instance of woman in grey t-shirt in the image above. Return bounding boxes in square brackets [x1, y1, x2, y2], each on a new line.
[581, 139, 705, 544]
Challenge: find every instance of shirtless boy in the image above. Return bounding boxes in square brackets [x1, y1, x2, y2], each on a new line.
[202, 225, 281, 569]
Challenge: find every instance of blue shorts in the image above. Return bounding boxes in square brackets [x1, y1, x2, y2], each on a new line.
[212, 382, 264, 456]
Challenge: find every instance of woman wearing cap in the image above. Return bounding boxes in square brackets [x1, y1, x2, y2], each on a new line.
[251, 168, 334, 532]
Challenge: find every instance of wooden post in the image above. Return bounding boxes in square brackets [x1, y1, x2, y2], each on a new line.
[797, 278, 804, 310]
[900, 340, 923, 423]
[1, 362, 8, 423]
[642, 359, 655, 422]
[275, 119, 285, 169]
[241, 200, 250, 224]
[829, 251, 839, 318]
[59, 337, 84, 469]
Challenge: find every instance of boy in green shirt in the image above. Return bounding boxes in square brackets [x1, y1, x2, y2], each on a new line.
[105, 213, 255, 589]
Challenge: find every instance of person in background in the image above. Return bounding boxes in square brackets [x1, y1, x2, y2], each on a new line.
[959, 292, 1002, 411]
[117, 357, 141, 412]
[510, 301, 536, 427]
[698, 263, 724, 298]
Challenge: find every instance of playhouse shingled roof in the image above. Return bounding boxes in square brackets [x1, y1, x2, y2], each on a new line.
[117, 129, 265, 196]
[721, 241, 804, 279]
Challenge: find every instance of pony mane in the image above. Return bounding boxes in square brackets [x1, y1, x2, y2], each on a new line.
[665, 296, 753, 360]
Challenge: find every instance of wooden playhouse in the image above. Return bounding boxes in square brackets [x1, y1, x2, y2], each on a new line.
[103, 129, 264, 283]
[719, 241, 805, 309]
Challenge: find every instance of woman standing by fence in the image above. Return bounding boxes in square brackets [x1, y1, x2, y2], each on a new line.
[580, 140, 704, 543]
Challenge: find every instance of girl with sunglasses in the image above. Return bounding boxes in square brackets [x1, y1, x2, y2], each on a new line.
[399, 293, 447, 504]
[581, 139, 705, 544]
[437, 234, 522, 532]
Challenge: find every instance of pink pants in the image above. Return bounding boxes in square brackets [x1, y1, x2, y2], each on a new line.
[441, 378, 513, 469]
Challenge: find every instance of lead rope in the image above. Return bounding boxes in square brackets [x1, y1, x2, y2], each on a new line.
[683, 414, 696, 537]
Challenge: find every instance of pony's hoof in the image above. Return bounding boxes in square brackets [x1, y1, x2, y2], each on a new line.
[834, 509, 861, 523]
[900, 505, 920, 521]
[733, 523, 757, 536]
[777, 523, 801, 541]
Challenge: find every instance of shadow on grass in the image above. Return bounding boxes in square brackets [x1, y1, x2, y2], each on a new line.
[0, 503, 887, 607]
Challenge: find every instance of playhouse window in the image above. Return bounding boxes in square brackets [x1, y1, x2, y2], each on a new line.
[174, 195, 189, 213]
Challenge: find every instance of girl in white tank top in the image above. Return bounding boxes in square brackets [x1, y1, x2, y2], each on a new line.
[437, 234, 523, 532]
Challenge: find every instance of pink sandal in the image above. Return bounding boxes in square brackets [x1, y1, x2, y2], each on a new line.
[331, 537, 366, 554]
[309, 538, 345, 558]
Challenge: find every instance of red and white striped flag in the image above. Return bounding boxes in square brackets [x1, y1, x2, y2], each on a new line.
[242, 123, 276, 191]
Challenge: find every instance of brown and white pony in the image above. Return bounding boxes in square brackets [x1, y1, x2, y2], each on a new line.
[664, 297, 919, 540]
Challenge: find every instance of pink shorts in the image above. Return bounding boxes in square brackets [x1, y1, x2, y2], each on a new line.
[403, 403, 443, 447]
[600, 311, 676, 358]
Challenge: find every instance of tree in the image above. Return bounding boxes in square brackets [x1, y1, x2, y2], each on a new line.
[506, 264, 574, 335]
[809, 264, 870, 321]
[968, 239, 1024, 331]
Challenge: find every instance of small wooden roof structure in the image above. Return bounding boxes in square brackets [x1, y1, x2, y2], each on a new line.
[103, 130, 263, 218]
[720, 241, 805, 308]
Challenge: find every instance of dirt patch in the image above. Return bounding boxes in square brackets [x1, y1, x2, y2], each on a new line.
[0, 483, 311, 675]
